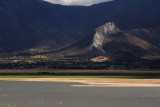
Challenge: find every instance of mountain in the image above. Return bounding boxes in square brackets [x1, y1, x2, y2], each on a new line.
[55, 0, 160, 60]
[0, 0, 160, 60]
[0, 0, 87, 51]
[58, 22, 160, 59]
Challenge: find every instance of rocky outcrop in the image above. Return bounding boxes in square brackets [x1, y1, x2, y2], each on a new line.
[92, 22, 120, 53]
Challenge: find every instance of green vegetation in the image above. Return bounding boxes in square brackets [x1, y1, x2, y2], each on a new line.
[0, 75, 160, 79]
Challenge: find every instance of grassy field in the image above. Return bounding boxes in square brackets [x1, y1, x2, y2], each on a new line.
[0, 75, 160, 79]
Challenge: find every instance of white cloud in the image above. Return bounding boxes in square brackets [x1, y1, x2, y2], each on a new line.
[43, 0, 112, 6]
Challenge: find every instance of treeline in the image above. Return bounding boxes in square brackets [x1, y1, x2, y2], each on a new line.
[0, 60, 160, 70]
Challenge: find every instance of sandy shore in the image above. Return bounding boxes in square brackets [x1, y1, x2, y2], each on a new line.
[0, 78, 160, 87]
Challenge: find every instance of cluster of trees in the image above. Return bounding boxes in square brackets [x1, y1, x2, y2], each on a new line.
[0, 60, 160, 70]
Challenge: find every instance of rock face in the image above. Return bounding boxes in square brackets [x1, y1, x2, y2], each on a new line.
[92, 22, 120, 53]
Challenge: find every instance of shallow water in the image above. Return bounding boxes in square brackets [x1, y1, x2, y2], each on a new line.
[0, 81, 160, 107]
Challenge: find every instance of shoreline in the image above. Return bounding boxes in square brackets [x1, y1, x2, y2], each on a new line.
[1, 78, 160, 87]
[0, 69, 160, 76]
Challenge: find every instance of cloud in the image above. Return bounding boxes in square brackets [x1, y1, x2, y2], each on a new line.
[43, 0, 112, 6]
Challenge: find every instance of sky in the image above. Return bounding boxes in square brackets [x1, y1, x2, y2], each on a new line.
[43, 0, 112, 6]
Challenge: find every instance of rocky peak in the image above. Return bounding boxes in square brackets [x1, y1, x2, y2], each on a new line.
[97, 22, 119, 34]
[92, 22, 120, 53]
